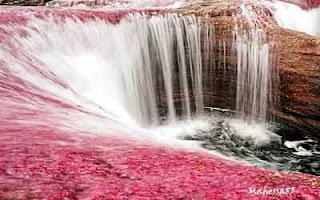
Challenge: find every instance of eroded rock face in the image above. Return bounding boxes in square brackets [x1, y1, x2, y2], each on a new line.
[270, 27, 320, 138]
[178, 0, 320, 139]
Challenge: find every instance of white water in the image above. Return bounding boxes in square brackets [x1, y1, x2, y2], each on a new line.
[284, 140, 314, 156]
[234, 28, 274, 123]
[5, 14, 205, 127]
[227, 119, 279, 145]
[0, 12, 215, 151]
[271, 1, 320, 36]
[0, 10, 278, 150]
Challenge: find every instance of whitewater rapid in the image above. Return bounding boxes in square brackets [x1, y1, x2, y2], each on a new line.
[271, 0, 320, 36]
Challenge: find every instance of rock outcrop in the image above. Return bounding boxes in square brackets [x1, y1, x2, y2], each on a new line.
[177, 0, 320, 139]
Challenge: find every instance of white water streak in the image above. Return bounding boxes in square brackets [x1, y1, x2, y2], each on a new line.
[235, 28, 272, 122]
[3, 13, 206, 128]
[0, 10, 277, 149]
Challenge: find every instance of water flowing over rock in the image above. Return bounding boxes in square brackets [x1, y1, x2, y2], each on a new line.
[1, 0, 318, 137]
[0, 1, 320, 199]
[234, 28, 274, 123]
[177, 0, 320, 139]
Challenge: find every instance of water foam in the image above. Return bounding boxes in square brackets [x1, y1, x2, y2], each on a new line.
[0, 12, 214, 151]
[0, 9, 278, 152]
[271, 1, 320, 36]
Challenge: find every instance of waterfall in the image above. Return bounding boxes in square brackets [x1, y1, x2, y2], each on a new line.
[0, 7, 277, 135]
[234, 28, 274, 122]
[114, 13, 206, 124]
[1, 12, 207, 128]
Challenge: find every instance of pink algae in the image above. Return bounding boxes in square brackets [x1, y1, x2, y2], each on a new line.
[0, 128, 319, 200]
[0, 5, 319, 200]
[0, 7, 165, 25]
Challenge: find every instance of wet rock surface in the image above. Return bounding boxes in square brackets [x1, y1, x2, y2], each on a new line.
[177, 0, 320, 140]
[183, 111, 320, 176]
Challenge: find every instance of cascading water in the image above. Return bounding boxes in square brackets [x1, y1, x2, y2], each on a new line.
[0, 7, 279, 145]
[1, 0, 320, 197]
[234, 28, 274, 122]
[1, 2, 320, 198]
[1, 2, 318, 179]
[1, 12, 207, 129]
[0, 7, 281, 163]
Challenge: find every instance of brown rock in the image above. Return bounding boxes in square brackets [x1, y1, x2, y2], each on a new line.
[177, 0, 320, 139]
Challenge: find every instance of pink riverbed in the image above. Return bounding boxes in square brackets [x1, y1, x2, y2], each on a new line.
[0, 5, 320, 200]
[1, 128, 319, 200]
